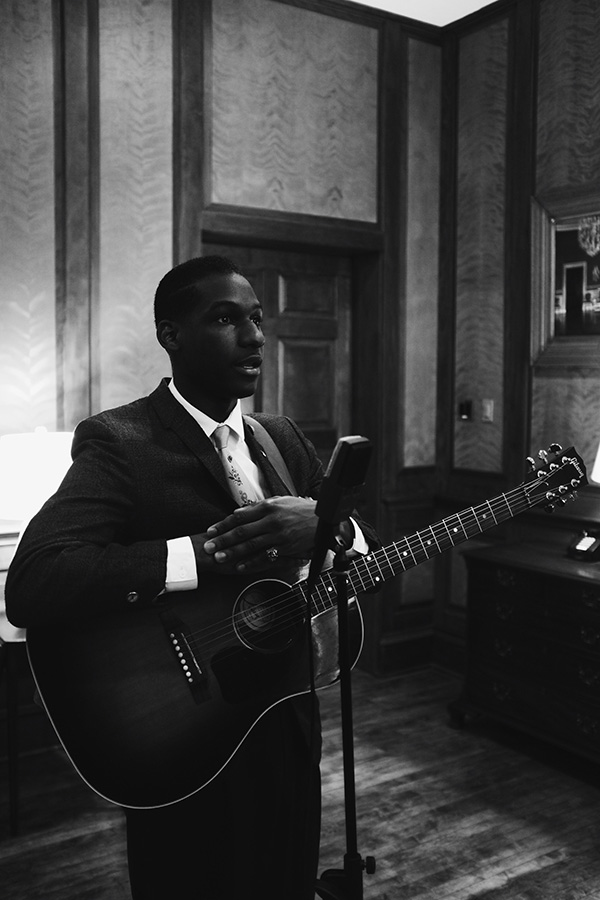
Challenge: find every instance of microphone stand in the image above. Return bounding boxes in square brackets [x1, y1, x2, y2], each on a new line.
[304, 435, 375, 898]
[314, 530, 376, 900]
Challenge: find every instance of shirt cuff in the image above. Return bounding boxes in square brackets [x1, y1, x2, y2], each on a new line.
[165, 535, 198, 592]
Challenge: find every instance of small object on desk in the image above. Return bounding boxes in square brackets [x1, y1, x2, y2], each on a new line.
[567, 531, 600, 561]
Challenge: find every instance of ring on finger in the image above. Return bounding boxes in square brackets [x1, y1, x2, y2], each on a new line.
[266, 547, 279, 562]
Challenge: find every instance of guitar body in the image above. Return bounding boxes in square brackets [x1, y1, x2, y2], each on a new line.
[26, 572, 363, 809]
[25, 447, 587, 811]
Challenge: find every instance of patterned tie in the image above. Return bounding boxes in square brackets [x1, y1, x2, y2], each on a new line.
[212, 424, 258, 506]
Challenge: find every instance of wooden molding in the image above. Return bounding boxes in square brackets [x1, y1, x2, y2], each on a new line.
[54, 0, 98, 429]
[173, 0, 208, 262]
[532, 185, 600, 370]
[202, 204, 384, 253]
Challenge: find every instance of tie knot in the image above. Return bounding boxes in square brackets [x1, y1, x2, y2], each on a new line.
[212, 424, 230, 451]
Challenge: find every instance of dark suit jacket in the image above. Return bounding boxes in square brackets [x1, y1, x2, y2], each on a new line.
[6, 379, 378, 628]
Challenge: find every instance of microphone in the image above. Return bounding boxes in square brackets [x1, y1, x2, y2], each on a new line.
[307, 435, 372, 588]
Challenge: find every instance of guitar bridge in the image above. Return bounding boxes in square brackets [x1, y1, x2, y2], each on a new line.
[160, 609, 208, 704]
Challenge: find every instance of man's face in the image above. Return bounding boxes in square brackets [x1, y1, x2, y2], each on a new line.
[169, 272, 265, 409]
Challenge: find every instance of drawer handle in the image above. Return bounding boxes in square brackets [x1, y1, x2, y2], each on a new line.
[492, 681, 511, 702]
[495, 600, 514, 620]
[576, 713, 599, 736]
[580, 627, 600, 646]
[494, 639, 513, 658]
[496, 569, 516, 590]
[581, 590, 600, 611]
[578, 665, 600, 687]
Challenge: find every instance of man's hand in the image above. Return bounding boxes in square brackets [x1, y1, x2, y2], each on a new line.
[201, 496, 319, 573]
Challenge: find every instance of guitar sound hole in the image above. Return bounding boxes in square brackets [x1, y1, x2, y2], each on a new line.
[233, 579, 305, 653]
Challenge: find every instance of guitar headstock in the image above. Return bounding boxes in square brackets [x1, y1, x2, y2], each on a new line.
[525, 443, 588, 512]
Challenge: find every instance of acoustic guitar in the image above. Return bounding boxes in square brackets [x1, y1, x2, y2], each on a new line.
[26, 443, 587, 808]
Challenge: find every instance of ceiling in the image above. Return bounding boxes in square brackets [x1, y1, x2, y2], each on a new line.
[345, 0, 492, 26]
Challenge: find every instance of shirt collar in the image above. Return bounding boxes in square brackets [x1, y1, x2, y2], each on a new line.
[168, 378, 245, 441]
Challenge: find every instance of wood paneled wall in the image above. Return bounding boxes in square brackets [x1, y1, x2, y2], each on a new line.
[0, 0, 386, 438]
[536, 0, 600, 194]
[210, 0, 378, 222]
[382, 35, 442, 651]
[431, 8, 514, 672]
[0, 1, 57, 435]
[403, 38, 441, 470]
[435, 0, 600, 673]
[453, 17, 508, 474]
[0, 0, 174, 435]
[96, 0, 172, 413]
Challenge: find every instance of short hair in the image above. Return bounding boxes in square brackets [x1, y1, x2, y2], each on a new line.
[154, 255, 243, 325]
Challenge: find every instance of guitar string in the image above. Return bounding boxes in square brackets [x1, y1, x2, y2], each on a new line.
[176, 467, 575, 653]
[178, 468, 577, 652]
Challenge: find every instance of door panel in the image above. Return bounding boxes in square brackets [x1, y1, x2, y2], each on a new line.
[204, 244, 352, 465]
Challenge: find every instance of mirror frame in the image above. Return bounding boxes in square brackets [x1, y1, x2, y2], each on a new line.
[531, 186, 600, 369]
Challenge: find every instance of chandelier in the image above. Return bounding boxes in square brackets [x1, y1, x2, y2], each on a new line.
[577, 215, 600, 257]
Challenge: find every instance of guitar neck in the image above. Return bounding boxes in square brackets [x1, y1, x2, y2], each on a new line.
[306, 476, 549, 613]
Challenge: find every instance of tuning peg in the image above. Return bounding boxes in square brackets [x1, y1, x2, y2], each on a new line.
[538, 449, 549, 463]
[548, 443, 563, 454]
[526, 456, 537, 472]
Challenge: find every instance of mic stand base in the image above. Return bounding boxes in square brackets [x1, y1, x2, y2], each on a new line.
[316, 853, 377, 900]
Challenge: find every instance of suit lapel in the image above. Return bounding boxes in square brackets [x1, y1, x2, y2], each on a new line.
[149, 380, 233, 501]
[149, 380, 293, 501]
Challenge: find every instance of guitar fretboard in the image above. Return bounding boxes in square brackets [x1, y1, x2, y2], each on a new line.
[298, 450, 583, 616]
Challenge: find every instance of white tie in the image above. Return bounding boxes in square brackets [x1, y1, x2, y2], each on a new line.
[212, 424, 258, 506]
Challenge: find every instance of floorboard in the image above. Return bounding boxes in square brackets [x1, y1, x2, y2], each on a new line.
[2, 667, 600, 899]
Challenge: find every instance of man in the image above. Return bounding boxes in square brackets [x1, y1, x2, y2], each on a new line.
[6, 256, 379, 899]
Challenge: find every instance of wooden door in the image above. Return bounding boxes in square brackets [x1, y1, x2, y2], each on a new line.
[204, 244, 352, 465]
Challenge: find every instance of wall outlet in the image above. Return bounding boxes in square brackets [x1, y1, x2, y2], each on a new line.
[481, 399, 494, 422]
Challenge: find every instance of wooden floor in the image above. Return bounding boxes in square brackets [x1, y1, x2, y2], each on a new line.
[2, 666, 600, 898]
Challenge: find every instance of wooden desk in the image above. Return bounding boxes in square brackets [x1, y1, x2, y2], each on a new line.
[450, 540, 600, 763]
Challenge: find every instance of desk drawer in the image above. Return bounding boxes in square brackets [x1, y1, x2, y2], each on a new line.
[468, 629, 600, 702]
[464, 669, 600, 757]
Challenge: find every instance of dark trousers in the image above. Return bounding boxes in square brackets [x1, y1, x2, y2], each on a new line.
[125, 699, 321, 900]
